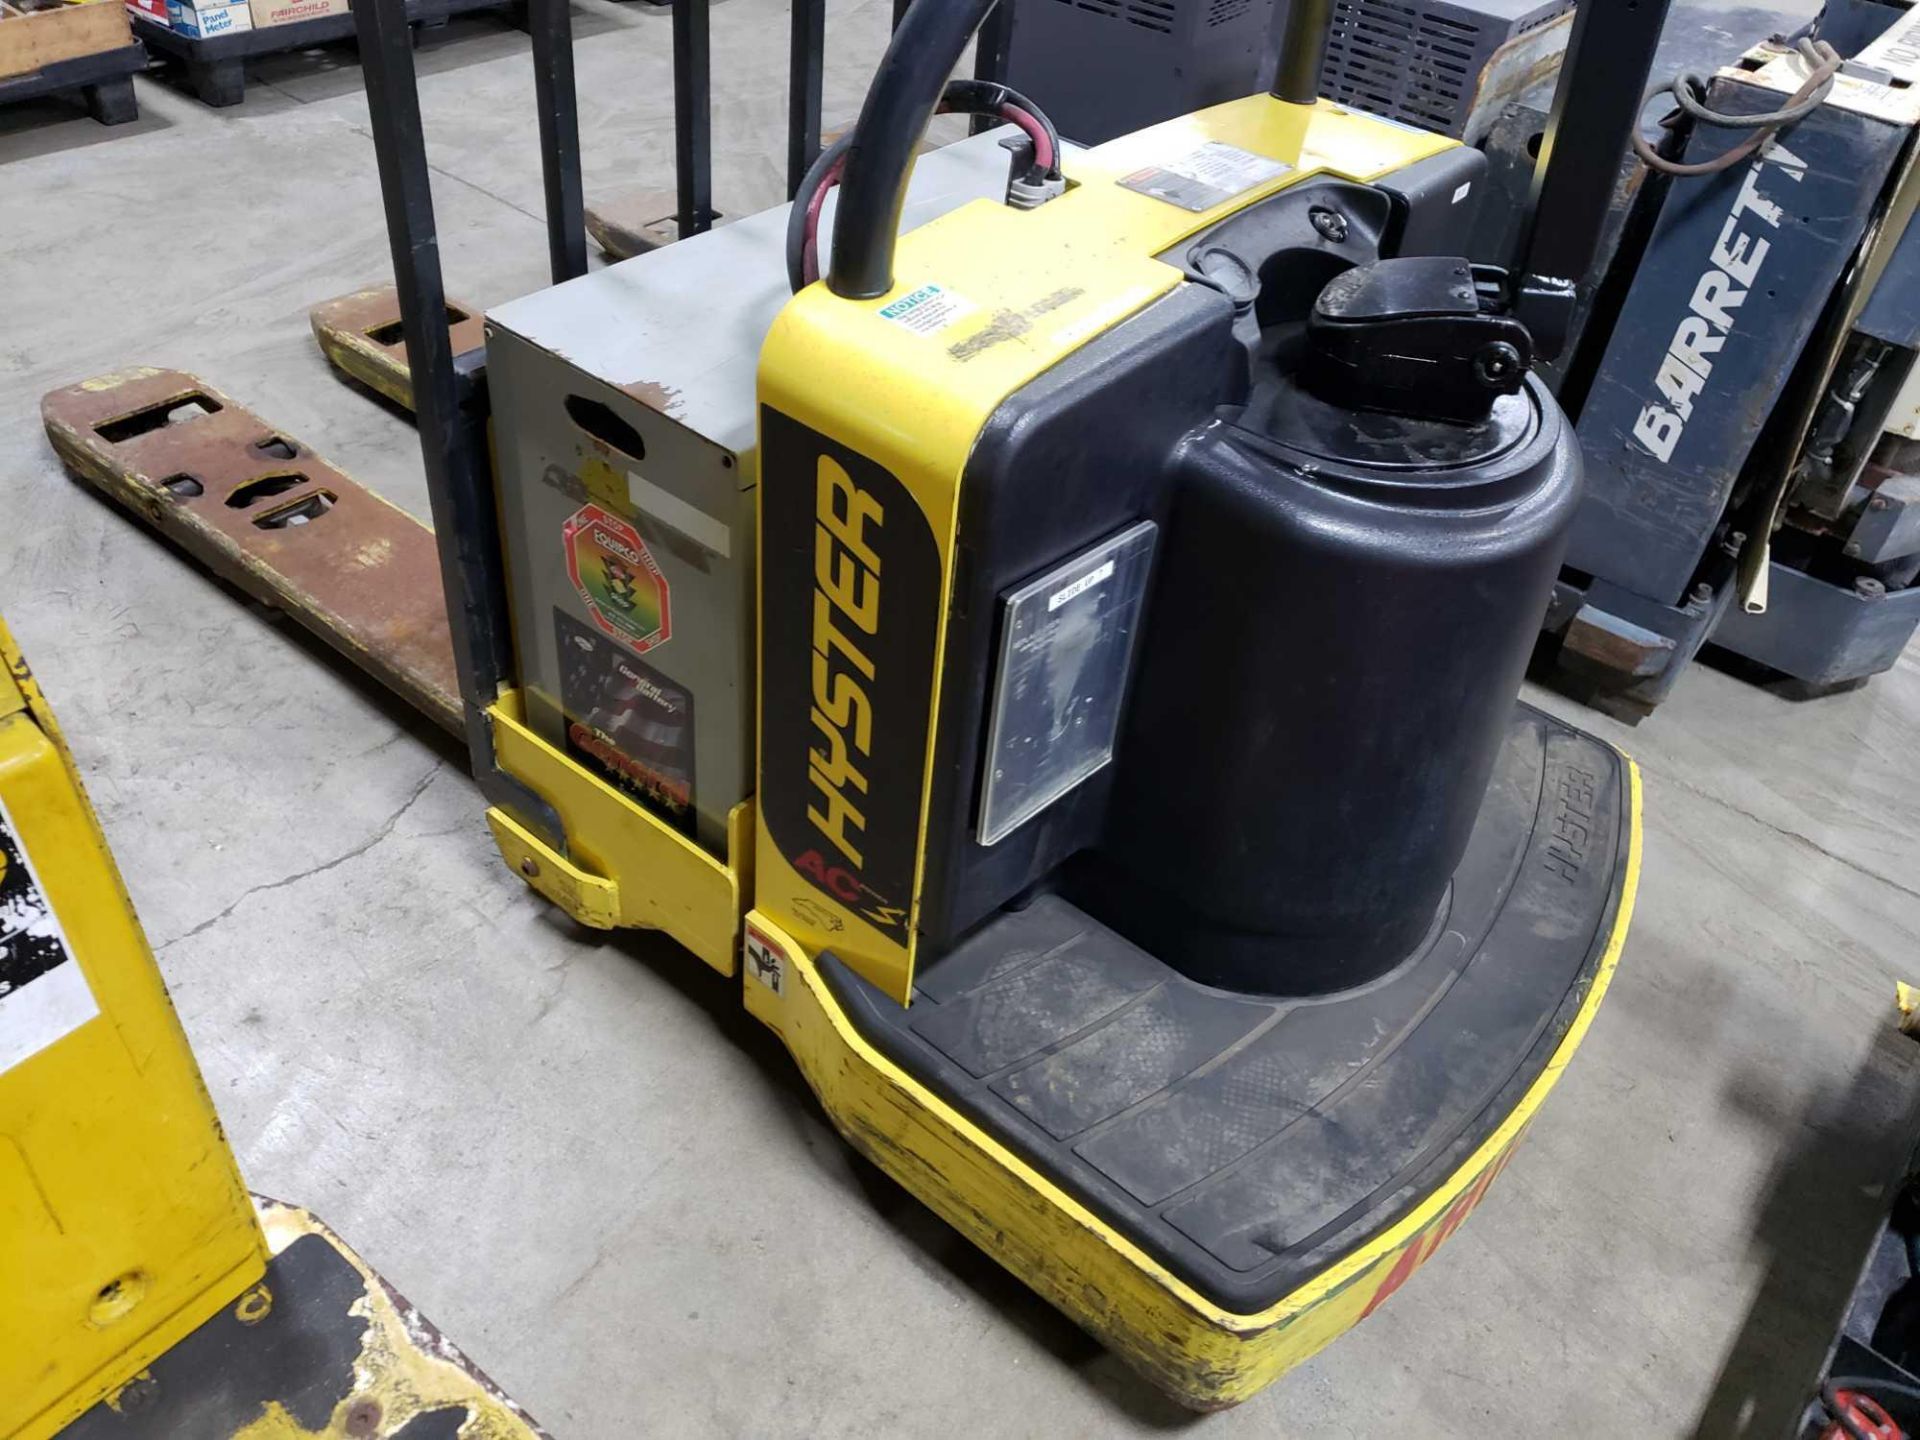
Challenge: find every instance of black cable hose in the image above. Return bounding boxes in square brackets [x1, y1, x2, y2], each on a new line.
[1669, 39, 1838, 128]
[827, 0, 1000, 298]
[1633, 39, 1840, 177]
[786, 84, 1062, 295]
[939, 78, 1061, 177]
[786, 131, 852, 295]
[1820, 1375, 1920, 1440]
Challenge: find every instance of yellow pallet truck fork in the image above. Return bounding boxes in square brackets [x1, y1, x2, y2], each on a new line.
[38, 0, 1655, 1410]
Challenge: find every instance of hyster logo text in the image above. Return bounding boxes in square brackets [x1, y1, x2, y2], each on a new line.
[760, 407, 937, 952]
[806, 456, 881, 872]
[1633, 141, 1807, 463]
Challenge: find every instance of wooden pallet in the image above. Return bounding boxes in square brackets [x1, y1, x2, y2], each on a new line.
[0, 0, 126, 76]
[0, 36, 140, 120]
[0, 0, 140, 121]
[131, 0, 522, 106]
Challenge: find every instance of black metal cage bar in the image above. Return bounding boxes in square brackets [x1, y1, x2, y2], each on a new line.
[528, 0, 587, 283]
[788, 0, 826, 197]
[673, 0, 716, 235]
[350, 0, 566, 847]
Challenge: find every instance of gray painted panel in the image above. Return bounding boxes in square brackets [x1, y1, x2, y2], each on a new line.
[1713, 563, 1920, 683]
[1570, 83, 1902, 604]
[484, 134, 1021, 854]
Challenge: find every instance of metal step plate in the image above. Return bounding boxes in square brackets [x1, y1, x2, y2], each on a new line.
[310, 286, 487, 412]
[59, 1199, 548, 1439]
[42, 368, 461, 734]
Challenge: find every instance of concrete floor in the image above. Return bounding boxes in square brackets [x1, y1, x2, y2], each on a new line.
[5, 3, 1920, 1435]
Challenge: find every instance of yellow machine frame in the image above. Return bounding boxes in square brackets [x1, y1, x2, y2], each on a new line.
[0, 621, 268, 1440]
[474, 93, 1644, 1407]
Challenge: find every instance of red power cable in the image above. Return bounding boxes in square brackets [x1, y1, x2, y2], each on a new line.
[799, 101, 1056, 286]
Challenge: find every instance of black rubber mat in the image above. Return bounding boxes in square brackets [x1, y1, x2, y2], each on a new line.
[822, 703, 1630, 1312]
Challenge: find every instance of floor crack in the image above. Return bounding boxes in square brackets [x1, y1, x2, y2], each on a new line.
[424, 157, 547, 227]
[342, 115, 547, 228]
[1655, 768, 1920, 906]
[157, 761, 445, 952]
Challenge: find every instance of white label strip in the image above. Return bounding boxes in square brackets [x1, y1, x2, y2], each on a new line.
[1049, 558, 1115, 612]
[0, 795, 98, 1073]
[0, 962, 96, 1073]
[626, 470, 732, 558]
[1858, 3, 1920, 83]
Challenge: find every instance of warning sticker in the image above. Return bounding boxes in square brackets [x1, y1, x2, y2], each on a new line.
[0, 795, 98, 1072]
[1119, 141, 1291, 213]
[878, 283, 978, 336]
[555, 610, 696, 834]
[563, 503, 672, 655]
[743, 925, 784, 995]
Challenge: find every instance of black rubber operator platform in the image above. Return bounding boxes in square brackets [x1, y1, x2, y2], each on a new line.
[823, 704, 1629, 1313]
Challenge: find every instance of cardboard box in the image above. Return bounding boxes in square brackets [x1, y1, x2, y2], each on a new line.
[247, 0, 342, 27]
[123, 0, 167, 25]
[165, 0, 250, 36]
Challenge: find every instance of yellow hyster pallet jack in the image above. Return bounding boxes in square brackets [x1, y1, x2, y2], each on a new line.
[0, 621, 549, 1439]
[37, 0, 1642, 1412]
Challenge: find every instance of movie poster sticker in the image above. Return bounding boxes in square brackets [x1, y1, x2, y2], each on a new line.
[562, 503, 672, 655]
[554, 610, 696, 834]
[0, 795, 98, 1073]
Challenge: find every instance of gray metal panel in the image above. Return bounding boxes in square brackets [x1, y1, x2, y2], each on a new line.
[1316, 0, 1572, 140]
[488, 130, 1023, 457]
[1713, 562, 1920, 684]
[1377, 146, 1488, 257]
[1004, 0, 1280, 145]
[1570, 80, 1905, 605]
[485, 132, 1023, 853]
[1849, 474, 1920, 563]
[487, 330, 754, 853]
[1856, 213, 1920, 346]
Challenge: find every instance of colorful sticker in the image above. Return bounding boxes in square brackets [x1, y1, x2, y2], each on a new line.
[878, 283, 978, 337]
[1119, 141, 1291, 212]
[1, 795, 98, 1073]
[554, 610, 695, 834]
[563, 503, 671, 655]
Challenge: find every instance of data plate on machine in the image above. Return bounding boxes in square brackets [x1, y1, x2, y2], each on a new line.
[978, 522, 1156, 846]
[1118, 141, 1291, 212]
